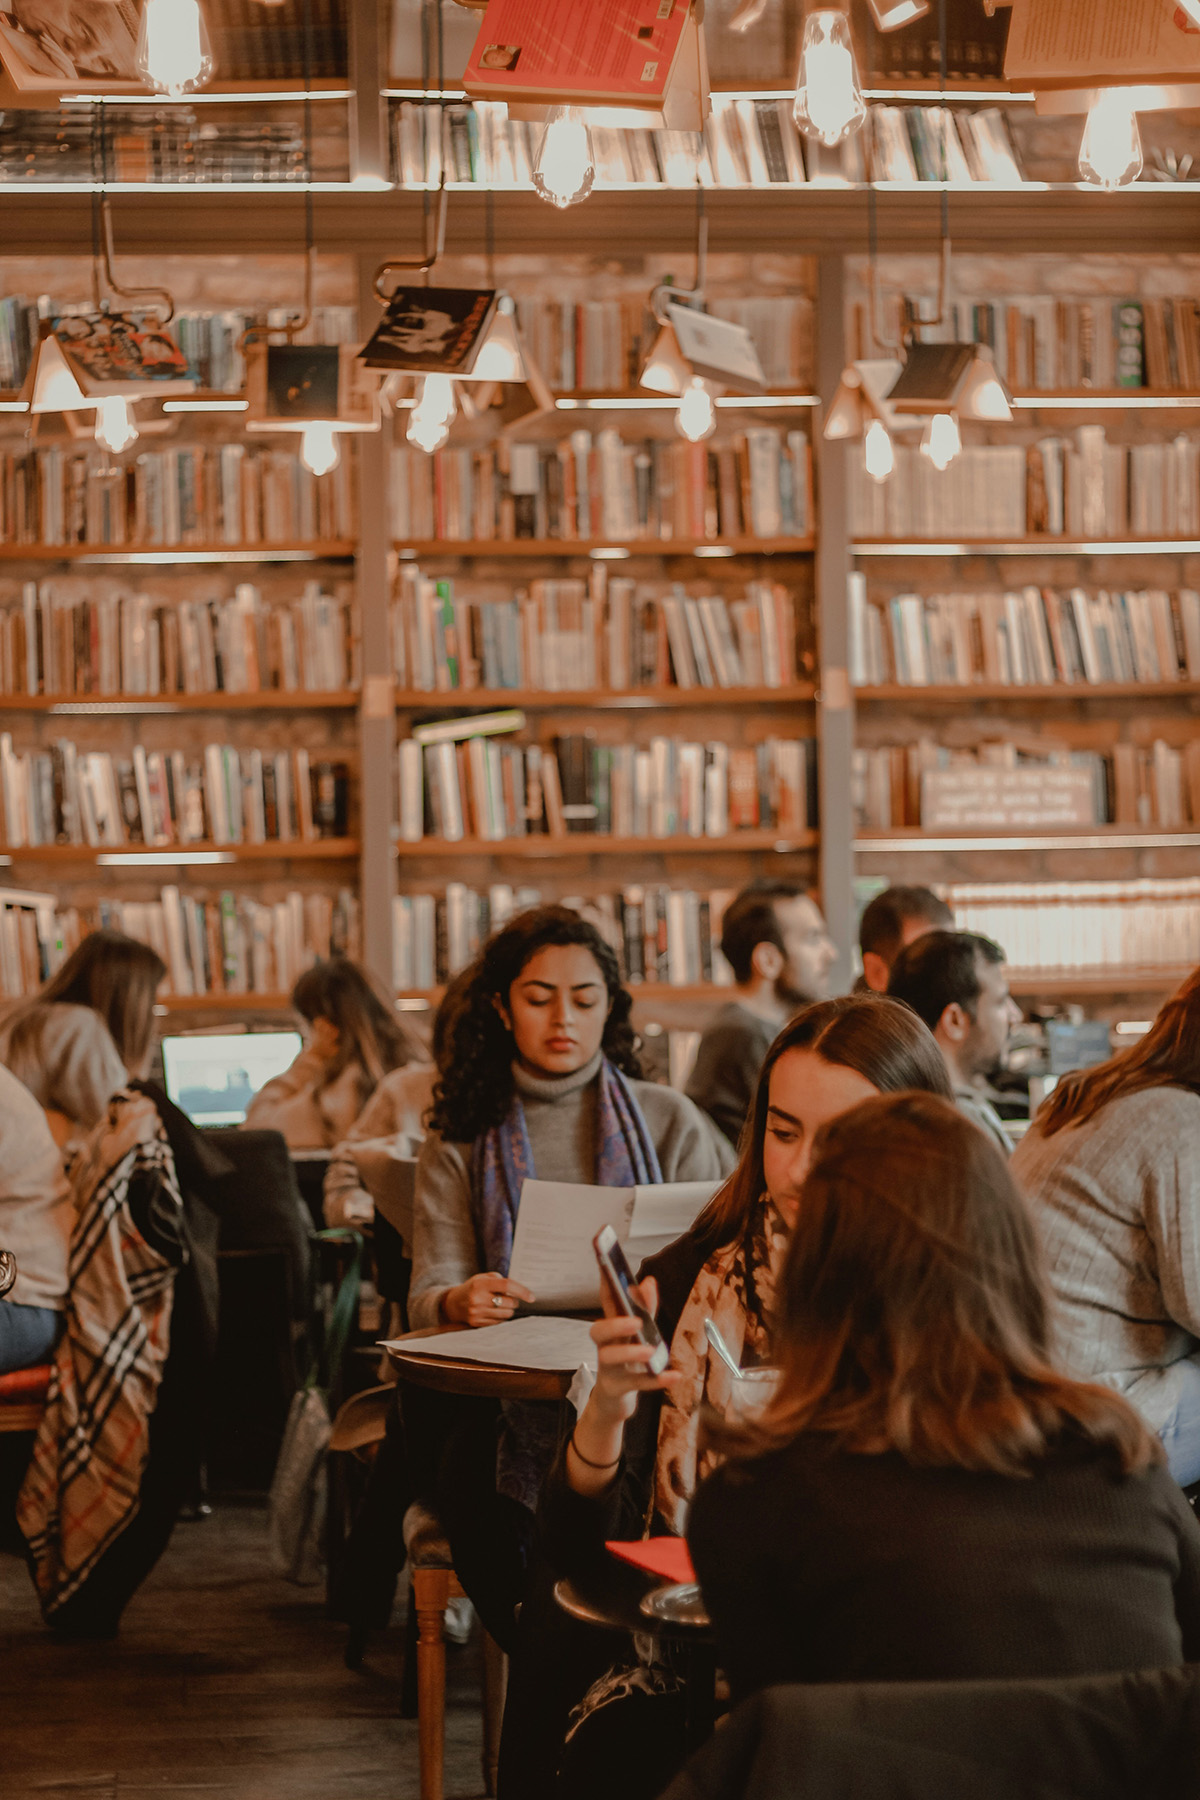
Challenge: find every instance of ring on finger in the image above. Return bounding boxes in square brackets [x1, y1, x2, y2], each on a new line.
[492, 1292, 505, 1309]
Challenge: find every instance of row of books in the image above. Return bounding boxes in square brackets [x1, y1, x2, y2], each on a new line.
[396, 728, 817, 844]
[863, 294, 1200, 396]
[0, 887, 360, 1003]
[853, 740, 1199, 831]
[390, 566, 806, 694]
[0, 735, 350, 850]
[392, 881, 740, 990]
[0, 109, 309, 191]
[847, 578, 1200, 689]
[946, 880, 1200, 974]
[512, 294, 811, 395]
[849, 432, 1200, 542]
[0, 445, 355, 549]
[390, 430, 811, 547]
[0, 298, 355, 395]
[390, 97, 1023, 193]
[0, 580, 357, 699]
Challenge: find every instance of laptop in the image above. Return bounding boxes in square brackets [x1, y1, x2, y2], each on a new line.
[161, 1030, 302, 1128]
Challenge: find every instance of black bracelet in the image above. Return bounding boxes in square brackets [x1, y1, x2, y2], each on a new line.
[570, 1429, 621, 1472]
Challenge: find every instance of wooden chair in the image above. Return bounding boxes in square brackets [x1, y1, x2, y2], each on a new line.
[403, 1499, 508, 1800]
[0, 1363, 52, 1434]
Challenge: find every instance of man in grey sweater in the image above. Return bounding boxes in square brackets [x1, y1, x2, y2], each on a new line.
[685, 884, 837, 1153]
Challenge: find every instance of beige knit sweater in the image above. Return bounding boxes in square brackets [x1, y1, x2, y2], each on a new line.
[0, 1061, 74, 1310]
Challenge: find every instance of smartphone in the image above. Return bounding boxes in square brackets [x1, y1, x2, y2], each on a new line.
[593, 1225, 670, 1375]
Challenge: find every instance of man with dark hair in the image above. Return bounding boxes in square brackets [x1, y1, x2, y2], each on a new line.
[858, 884, 953, 993]
[686, 883, 836, 1149]
[887, 928, 1022, 1155]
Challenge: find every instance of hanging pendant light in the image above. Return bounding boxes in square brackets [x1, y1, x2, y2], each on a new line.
[136, 0, 215, 97]
[1078, 89, 1144, 190]
[793, 11, 866, 149]
[675, 376, 718, 444]
[406, 374, 457, 454]
[94, 396, 139, 454]
[532, 108, 596, 209]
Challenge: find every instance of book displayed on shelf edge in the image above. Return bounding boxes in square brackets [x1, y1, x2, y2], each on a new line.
[50, 313, 195, 396]
[463, 0, 701, 121]
[1004, 0, 1200, 89]
[359, 287, 499, 376]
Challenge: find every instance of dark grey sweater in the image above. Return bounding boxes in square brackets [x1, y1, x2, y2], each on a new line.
[685, 999, 779, 1150]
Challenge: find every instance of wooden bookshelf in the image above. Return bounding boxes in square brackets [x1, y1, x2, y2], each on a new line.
[393, 538, 816, 558]
[395, 830, 819, 859]
[1, 691, 360, 713]
[855, 682, 1200, 704]
[856, 828, 1200, 851]
[156, 991, 294, 1012]
[394, 684, 818, 711]
[1007, 967, 1192, 999]
[0, 839, 360, 864]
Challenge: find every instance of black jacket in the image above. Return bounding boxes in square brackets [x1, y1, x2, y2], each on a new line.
[659, 1668, 1200, 1800]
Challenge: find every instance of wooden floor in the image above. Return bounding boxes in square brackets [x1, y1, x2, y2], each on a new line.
[1, 1501, 487, 1800]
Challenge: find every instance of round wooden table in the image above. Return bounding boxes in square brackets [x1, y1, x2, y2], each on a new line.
[385, 1326, 577, 1402]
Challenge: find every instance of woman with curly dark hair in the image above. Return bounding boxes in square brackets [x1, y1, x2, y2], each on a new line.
[408, 904, 728, 1653]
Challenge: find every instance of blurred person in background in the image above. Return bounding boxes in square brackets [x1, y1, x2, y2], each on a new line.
[888, 928, 1020, 1155]
[858, 883, 953, 994]
[686, 883, 837, 1151]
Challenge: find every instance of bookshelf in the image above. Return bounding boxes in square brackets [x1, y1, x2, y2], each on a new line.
[1, 35, 1200, 1025]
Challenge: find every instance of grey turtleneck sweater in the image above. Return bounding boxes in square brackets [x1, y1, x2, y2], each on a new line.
[408, 1050, 731, 1331]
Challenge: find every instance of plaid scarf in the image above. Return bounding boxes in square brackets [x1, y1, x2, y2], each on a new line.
[17, 1090, 184, 1620]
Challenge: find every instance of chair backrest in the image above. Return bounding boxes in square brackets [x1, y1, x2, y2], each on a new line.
[659, 1668, 1200, 1800]
[201, 1127, 312, 1320]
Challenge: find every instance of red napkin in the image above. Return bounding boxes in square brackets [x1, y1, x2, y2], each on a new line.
[606, 1537, 697, 1584]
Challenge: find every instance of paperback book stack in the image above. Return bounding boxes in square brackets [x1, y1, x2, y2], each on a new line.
[0, 580, 358, 697]
[391, 566, 806, 693]
[0, 734, 350, 849]
[390, 427, 810, 545]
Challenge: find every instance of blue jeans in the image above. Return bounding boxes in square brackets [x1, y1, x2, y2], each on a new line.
[1155, 1353, 1200, 1486]
[0, 1301, 60, 1373]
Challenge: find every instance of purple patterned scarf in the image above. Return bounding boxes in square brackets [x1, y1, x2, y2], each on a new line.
[472, 1056, 662, 1277]
[472, 1056, 663, 1511]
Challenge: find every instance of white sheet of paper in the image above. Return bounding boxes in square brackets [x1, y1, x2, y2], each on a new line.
[506, 1177, 722, 1310]
[507, 1179, 635, 1311]
[384, 1315, 597, 1372]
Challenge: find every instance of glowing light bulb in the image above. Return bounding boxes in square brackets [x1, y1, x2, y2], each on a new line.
[136, 0, 214, 96]
[920, 412, 961, 473]
[533, 108, 595, 209]
[300, 421, 340, 477]
[1078, 88, 1143, 190]
[792, 11, 866, 149]
[863, 418, 895, 483]
[406, 374, 457, 455]
[675, 377, 718, 444]
[94, 396, 138, 455]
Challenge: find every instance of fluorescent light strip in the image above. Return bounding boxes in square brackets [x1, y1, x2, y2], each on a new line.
[1013, 394, 1200, 411]
[854, 540, 1200, 557]
[0, 180, 390, 195]
[861, 87, 1037, 103]
[49, 701, 184, 715]
[383, 87, 467, 100]
[97, 850, 235, 866]
[60, 89, 354, 105]
[694, 546, 737, 559]
[71, 550, 343, 564]
[858, 833, 1200, 852]
[554, 394, 818, 412]
[0, 401, 28, 412]
[589, 547, 632, 561]
[163, 399, 248, 413]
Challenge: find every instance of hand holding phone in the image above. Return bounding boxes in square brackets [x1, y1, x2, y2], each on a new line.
[593, 1225, 670, 1376]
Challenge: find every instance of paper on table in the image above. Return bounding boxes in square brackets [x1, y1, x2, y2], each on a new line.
[384, 1315, 597, 1372]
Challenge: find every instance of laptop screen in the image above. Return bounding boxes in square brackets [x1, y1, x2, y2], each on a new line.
[160, 1030, 302, 1128]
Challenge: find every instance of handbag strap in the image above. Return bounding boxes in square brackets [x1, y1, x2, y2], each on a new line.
[309, 1227, 364, 1396]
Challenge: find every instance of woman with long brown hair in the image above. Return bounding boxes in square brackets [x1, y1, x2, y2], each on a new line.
[498, 995, 953, 1798]
[245, 956, 422, 1150]
[689, 1092, 1200, 1706]
[1012, 967, 1200, 1484]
